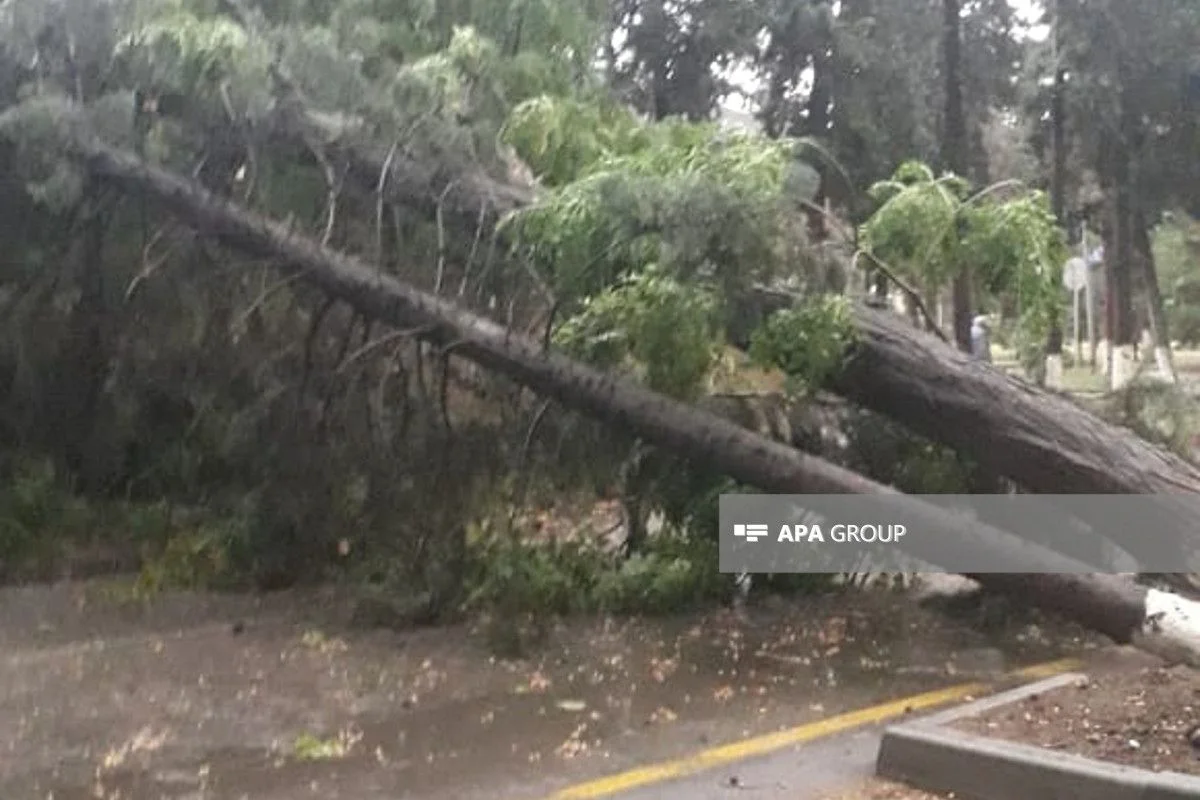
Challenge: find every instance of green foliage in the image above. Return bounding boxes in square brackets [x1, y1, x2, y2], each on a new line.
[1168, 304, 1200, 347]
[1158, 213, 1200, 347]
[13, 0, 1195, 632]
[463, 526, 736, 619]
[464, 535, 608, 616]
[0, 457, 85, 568]
[961, 190, 1066, 373]
[116, 12, 273, 114]
[860, 162, 970, 288]
[591, 533, 732, 615]
[553, 267, 722, 399]
[842, 412, 982, 494]
[291, 729, 357, 761]
[961, 192, 1065, 324]
[862, 162, 1066, 365]
[1152, 212, 1200, 295]
[0, 97, 91, 211]
[749, 295, 856, 393]
[391, 26, 493, 120]
[650, 471, 738, 544]
[135, 517, 245, 595]
[502, 95, 647, 187]
[0, 454, 244, 590]
[502, 110, 804, 300]
[1103, 383, 1199, 461]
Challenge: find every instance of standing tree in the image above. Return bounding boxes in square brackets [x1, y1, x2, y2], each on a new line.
[1047, 0, 1197, 388]
[942, 0, 972, 352]
[1043, 0, 1067, 388]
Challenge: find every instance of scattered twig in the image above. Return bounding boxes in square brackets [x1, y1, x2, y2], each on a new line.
[391, 341, 413, 442]
[317, 152, 344, 246]
[299, 297, 336, 398]
[540, 300, 560, 353]
[233, 270, 311, 334]
[125, 223, 185, 301]
[505, 398, 554, 539]
[376, 139, 399, 272]
[462, 202, 488, 292]
[853, 250, 949, 344]
[218, 81, 259, 202]
[434, 185, 450, 293]
[318, 310, 364, 425]
[336, 325, 436, 374]
[437, 353, 453, 433]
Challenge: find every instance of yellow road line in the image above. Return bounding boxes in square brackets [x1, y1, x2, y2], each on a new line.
[1010, 657, 1082, 680]
[540, 656, 1083, 800]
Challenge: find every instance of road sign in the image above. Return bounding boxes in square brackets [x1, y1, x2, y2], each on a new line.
[1063, 256, 1088, 292]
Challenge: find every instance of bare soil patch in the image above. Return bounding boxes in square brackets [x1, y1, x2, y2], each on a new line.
[954, 656, 1200, 776]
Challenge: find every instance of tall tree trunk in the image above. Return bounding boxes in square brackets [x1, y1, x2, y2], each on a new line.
[1133, 209, 1176, 382]
[39, 125, 1200, 665]
[1044, 0, 1067, 388]
[1110, 146, 1137, 389]
[642, 0, 672, 120]
[941, 0, 972, 352]
[1106, 61, 1139, 389]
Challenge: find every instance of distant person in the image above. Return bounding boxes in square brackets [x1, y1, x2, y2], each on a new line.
[970, 315, 992, 363]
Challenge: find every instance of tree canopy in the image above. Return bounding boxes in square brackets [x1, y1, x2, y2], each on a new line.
[0, 0, 1198, 625]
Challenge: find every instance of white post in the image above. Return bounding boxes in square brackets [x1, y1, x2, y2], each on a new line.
[1111, 343, 1136, 391]
[1083, 233, 1098, 369]
[1156, 346, 1177, 384]
[1080, 286, 1089, 362]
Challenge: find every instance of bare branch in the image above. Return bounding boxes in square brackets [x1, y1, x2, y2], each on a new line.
[854, 249, 949, 344]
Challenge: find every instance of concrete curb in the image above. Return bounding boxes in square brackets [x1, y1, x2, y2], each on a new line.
[876, 672, 1200, 800]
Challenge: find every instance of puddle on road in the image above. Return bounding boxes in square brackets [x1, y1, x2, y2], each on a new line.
[0, 583, 1096, 800]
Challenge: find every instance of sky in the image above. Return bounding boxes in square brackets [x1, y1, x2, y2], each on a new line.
[720, 0, 1049, 118]
[1010, 0, 1050, 39]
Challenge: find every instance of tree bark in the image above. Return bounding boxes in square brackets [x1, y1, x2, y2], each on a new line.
[735, 288, 1200, 491]
[31, 121, 1200, 664]
[1133, 209, 1176, 381]
[731, 287, 1200, 567]
[942, 0, 972, 353]
[253, 82, 1200, 508]
[1106, 68, 1139, 389]
[1044, 0, 1066, 383]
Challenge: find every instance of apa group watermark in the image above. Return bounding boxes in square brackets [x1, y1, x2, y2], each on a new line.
[733, 522, 907, 544]
[719, 492, 1200, 574]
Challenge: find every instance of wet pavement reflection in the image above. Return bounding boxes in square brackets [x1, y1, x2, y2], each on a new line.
[0, 581, 1097, 799]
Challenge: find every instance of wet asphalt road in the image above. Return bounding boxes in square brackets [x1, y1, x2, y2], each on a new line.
[0, 580, 1096, 800]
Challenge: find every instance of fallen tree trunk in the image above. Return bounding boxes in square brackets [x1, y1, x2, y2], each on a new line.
[837, 306, 1200, 494]
[211, 7, 1200, 509]
[19, 114, 1200, 665]
[734, 288, 1200, 495]
[731, 288, 1200, 568]
[284, 99, 1200, 507]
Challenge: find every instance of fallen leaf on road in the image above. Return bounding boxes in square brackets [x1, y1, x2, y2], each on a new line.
[529, 671, 551, 692]
[649, 706, 677, 723]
